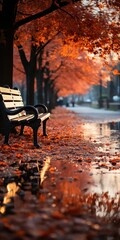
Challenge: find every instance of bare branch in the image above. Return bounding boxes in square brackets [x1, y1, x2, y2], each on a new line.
[14, 1, 69, 30]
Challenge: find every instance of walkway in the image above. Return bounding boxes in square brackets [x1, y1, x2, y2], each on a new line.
[66, 105, 120, 123]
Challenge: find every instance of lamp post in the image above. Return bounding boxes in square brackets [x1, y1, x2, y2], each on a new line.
[99, 73, 103, 108]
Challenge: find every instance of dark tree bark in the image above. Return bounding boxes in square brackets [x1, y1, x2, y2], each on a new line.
[36, 44, 44, 104]
[0, 0, 18, 87]
[17, 41, 37, 105]
[48, 82, 58, 111]
[36, 70, 44, 104]
[44, 78, 49, 106]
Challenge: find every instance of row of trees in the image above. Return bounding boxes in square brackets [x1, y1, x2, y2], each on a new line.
[0, 0, 120, 109]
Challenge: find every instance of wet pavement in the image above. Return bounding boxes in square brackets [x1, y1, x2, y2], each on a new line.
[0, 106, 120, 239]
[67, 105, 120, 198]
[67, 105, 120, 123]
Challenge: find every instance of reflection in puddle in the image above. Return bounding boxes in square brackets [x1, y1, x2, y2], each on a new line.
[89, 171, 120, 196]
[0, 157, 51, 215]
[109, 121, 120, 130]
[0, 182, 19, 214]
[39, 156, 51, 184]
[42, 159, 120, 220]
[82, 121, 120, 154]
[80, 121, 120, 215]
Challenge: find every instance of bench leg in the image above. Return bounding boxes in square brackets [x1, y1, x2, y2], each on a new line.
[32, 126, 40, 148]
[4, 124, 11, 145]
[20, 125, 24, 135]
[4, 132, 10, 145]
[30, 120, 41, 148]
[43, 119, 48, 136]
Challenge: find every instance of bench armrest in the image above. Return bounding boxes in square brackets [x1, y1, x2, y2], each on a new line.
[34, 104, 48, 113]
[6, 105, 38, 122]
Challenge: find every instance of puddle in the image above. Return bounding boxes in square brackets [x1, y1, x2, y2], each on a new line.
[80, 121, 120, 209]
[82, 121, 120, 153]
[0, 157, 51, 215]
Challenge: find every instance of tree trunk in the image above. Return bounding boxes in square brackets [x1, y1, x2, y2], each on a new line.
[26, 72, 35, 105]
[49, 86, 58, 111]
[44, 79, 49, 106]
[36, 46, 44, 104]
[36, 71, 44, 104]
[0, 0, 18, 87]
[17, 41, 37, 105]
[0, 29, 14, 87]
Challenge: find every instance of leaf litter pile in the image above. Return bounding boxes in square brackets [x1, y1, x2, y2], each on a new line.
[0, 107, 120, 240]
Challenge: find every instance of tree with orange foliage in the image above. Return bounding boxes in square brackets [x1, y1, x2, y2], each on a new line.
[0, 0, 119, 101]
[14, 33, 62, 106]
[15, 36, 54, 105]
[0, 0, 78, 87]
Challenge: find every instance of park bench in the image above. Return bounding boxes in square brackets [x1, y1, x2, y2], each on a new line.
[0, 86, 50, 148]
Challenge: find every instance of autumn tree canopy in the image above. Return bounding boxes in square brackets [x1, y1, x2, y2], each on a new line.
[15, 0, 120, 58]
[0, 0, 79, 87]
[0, 0, 120, 101]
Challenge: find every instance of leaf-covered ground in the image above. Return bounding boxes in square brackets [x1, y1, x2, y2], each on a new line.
[0, 107, 120, 239]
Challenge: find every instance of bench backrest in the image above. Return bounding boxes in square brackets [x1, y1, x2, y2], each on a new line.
[0, 87, 25, 120]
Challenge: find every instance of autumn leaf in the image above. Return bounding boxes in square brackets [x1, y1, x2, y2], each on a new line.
[0, 161, 8, 166]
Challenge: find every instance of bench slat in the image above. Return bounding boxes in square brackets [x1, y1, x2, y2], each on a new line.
[1, 94, 23, 102]
[4, 102, 16, 108]
[4, 101, 24, 109]
[8, 114, 21, 120]
[0, 87, 21, 96]
[10, 89, 21, 95]
[13, 96, 23, 101]
[11, 113, 50, 122]
[1, 94, 13, 101]
[11, 114, 34, 122]
[13, 102, 24, 108]
[38, 113, 50, 121]
[0, 87, 11, 93]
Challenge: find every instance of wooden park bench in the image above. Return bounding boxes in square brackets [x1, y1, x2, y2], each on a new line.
[0, 86, 50, 148]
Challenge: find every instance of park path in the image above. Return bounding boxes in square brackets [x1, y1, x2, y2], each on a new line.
[0, 106, 119, 239]
[66, 105, 120, 122]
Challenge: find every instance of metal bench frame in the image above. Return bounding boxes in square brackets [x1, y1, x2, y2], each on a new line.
[0, 86, 50, 148]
